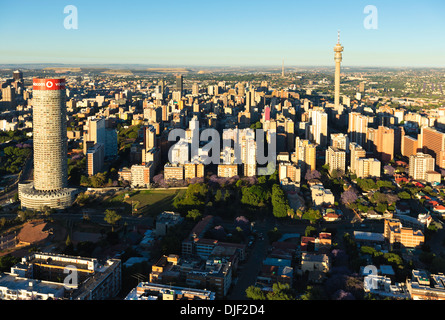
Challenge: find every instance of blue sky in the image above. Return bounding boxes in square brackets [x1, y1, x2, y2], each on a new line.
[0, 0, 444, 67]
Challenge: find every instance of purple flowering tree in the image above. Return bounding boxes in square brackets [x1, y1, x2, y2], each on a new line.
[341, 188, 359, 206]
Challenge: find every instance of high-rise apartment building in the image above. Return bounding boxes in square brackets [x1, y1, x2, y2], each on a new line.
[375, 126, 395, 163]
[144, 125, 157, 150]
[87, 143, 105, 176]
[19, 78, 77, 210]
[308, 109, 328, 147]
[243, 137, 257, 177]
[349, 142, 366, 175]
[409, 152, 435, 181]
[356, 158, 381, 179]
[401, 130, 419, 158]
[294, 137, 317, 175]
[348, 112, 368, 147]
[325, 146, 346, 174]
[330, 133, 349, 151]
[420, 127, 445, 169]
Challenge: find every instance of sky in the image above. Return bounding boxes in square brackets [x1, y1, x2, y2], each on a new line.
[0, 0, 444, 67]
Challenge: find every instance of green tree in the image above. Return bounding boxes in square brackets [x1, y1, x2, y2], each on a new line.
[397, 191, 411, 200]
[0, 254, 20, 272]
[186, 209, 202, 221]
[302, 209, 322, 224]
[266, 283, 295, 300]
[300, 285, 328, 300]
[214, 189, 223, 202]
[271, 184, 289, 218]
[104, 209, 122, 231]
[305, 226, 317, 237]
[246, 286, 266, 300]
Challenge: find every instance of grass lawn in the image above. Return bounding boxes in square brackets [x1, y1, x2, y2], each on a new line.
[106, 189, 186, 217]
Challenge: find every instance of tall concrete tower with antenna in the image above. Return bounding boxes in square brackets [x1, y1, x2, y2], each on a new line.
[282, 59, 285, 77]
[334, 31, 344, 110]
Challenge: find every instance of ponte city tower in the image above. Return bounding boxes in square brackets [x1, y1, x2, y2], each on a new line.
[334, 31, 344, 110]
[19, 78, 77, 210]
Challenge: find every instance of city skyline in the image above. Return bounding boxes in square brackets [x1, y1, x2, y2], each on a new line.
[0, 0, 444, 67]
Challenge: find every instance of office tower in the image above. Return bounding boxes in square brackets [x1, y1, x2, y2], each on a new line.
[285, 118, 295, 151]
[162, 105, 169, 121]
[282, 59, 285, 77]
[359, 82, 365, 93]
[349, 142, 366, 175]
[159, 79, 165, 94]
[420, 127, 445, 169]
[245, 87, 256, 112]
[262, 106, 270, 122]
[1, 86, 16, 109]
[294, 137, 317, 175]
[87, 143, 105, 176]
[243, 137, 257, 177]
[83, 117, 105, 154]
[409, 153, 435, 181]
[334, 31, 344, 110]
[83, 116, 117, 158]
[172, 90, 182, 102]
[13, 70, 23, 82]
[375, 126, 395, 163]
[356, 158, 381, 179]
[144, 125, 157, 150]
[348, 112, 368, 147]
[325, 146, 346, 174]
[192, 82, 199, 95]
[143, 104, 162, 123]
[175, 75, 183, 94]
[104, 122, 118, 158]
[330, 133, 349, 151]
[308, 109, 328, 147]
[19, 78, 77, 210]
[235, 82, 245, 97]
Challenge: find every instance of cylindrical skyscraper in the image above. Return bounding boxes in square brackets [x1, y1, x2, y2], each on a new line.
[19, 78, 77, 210]
[32, 78, 68, 191]
[334, 31, 344, 109]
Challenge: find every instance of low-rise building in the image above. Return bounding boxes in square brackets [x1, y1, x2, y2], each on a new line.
[164, 163, 184, 181]
[125, 282, 215, 300]
[0, 252, 121, 300]
[155, 211, 184, 237]
[310, 184, 335, 207]
[384, 218, 424, 249]
[406, 270, 445, 300]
